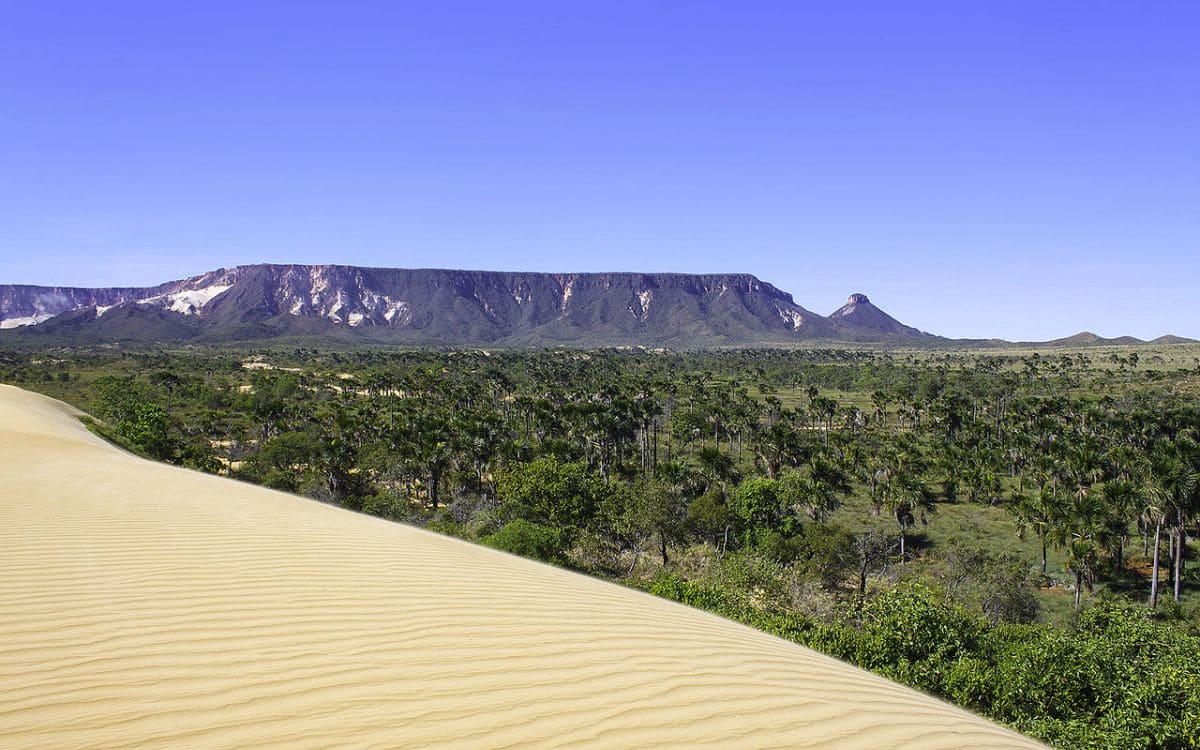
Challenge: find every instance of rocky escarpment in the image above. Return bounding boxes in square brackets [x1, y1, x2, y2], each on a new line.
[1, 264, 874, 345]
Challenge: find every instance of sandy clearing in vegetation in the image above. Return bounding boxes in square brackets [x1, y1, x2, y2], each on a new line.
[0, 384, 1044, 749]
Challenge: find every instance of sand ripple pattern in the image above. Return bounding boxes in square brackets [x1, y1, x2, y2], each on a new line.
[0, 385, 1045, 748]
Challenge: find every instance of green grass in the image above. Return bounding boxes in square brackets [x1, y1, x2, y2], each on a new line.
[823, 487, 1200, 625]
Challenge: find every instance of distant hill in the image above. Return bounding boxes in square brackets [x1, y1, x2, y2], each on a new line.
[1038, 332, 1146, 347]
[827, 293, 933, 338]
[1149, 334, 1199, 345]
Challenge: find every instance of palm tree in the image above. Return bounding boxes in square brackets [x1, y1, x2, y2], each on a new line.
[463, 412, 503, 502]
[752, 417, 807, 478]
[1010, 487, 1059, 576]
[1064, 438, 1106, 499]
[1064, 537, 1101, 610]
[653, 460, 699, 565]
[1148, 439, 1199, 604]
[695, 446, 738, 491]
[882, 474, 934, 562]
[1050, 489, 1118, 609]
[1099, 479, 1138, 570]
[1141, 493, 1167, 608]
[870, 390, 890, 427]
[779, 453, 853, 522]
[873, 438, 934, 561]
[402, 404, 459, 510]
[148, 369, 183, 414]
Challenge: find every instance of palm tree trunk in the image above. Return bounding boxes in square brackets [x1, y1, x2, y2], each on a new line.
[1181, 525, 1188, 597]
[1168, 531, 1176, 586]
[619, 541, 640, 576]
[1150, 517, 1162, 608]
[1174, 511, 1185, 603]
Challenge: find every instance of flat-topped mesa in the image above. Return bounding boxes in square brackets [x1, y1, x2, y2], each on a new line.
[0, 265, 841, 345]
[846, 293, 871, 305]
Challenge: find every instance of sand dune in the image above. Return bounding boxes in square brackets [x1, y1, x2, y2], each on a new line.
[0, 384, 1044, 748]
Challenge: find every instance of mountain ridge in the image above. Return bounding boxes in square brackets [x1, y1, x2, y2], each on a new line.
[1, 264, 846, 346]
[0, 264, 1189, 347]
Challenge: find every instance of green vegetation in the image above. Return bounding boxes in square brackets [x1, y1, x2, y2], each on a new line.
[649, 579, 1200, 748]
[4, 343, 1200, 749]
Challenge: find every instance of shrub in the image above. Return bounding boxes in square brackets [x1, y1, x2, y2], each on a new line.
[854, 582, 982, 694]
[484, 519, 567, 564]
[496, 458, 606, 530]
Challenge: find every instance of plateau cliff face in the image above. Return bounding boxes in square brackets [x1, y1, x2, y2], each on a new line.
[4, 267, 1183, 346]
[0, 283, 164, 329]
[1, 265, 870, 346]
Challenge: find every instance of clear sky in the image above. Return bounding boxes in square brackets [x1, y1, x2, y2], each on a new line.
[2, 1, 1197, 340]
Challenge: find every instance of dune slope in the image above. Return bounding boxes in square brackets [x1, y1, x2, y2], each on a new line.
[0, 385, 1044, 748]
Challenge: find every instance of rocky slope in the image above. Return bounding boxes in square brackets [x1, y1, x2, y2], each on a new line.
[1, 264, 894, 346]
[827, 293, 932, 338]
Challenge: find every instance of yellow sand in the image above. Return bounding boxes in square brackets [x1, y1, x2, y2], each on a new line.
[0, 385, 1045, 749]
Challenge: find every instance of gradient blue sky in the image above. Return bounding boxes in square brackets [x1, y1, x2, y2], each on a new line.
[2, 1, 1197, 340]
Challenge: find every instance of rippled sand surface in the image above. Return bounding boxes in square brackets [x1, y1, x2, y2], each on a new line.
[0, 384, 1044, 748]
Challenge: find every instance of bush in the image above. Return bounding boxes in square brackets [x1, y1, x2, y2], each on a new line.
[687, 487, 733, 547]
[752, 528, 803, 563]
[484, 519, 567, 564]
[649, 573, 741, 616]
[854, 583, 982, 693]
[90, 375, 180, 460]
[361, 492, 417, 522]
[943, 543, 1041, 624]
[496, 458, 606, 530]
[795, 522, 856, 587]
[716, 552, 792, 611]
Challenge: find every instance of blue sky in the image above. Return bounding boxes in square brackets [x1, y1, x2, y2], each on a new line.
[2, 1, 1197, 340]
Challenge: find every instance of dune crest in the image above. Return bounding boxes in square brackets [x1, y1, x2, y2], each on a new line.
[0, 384, 1043, 748]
